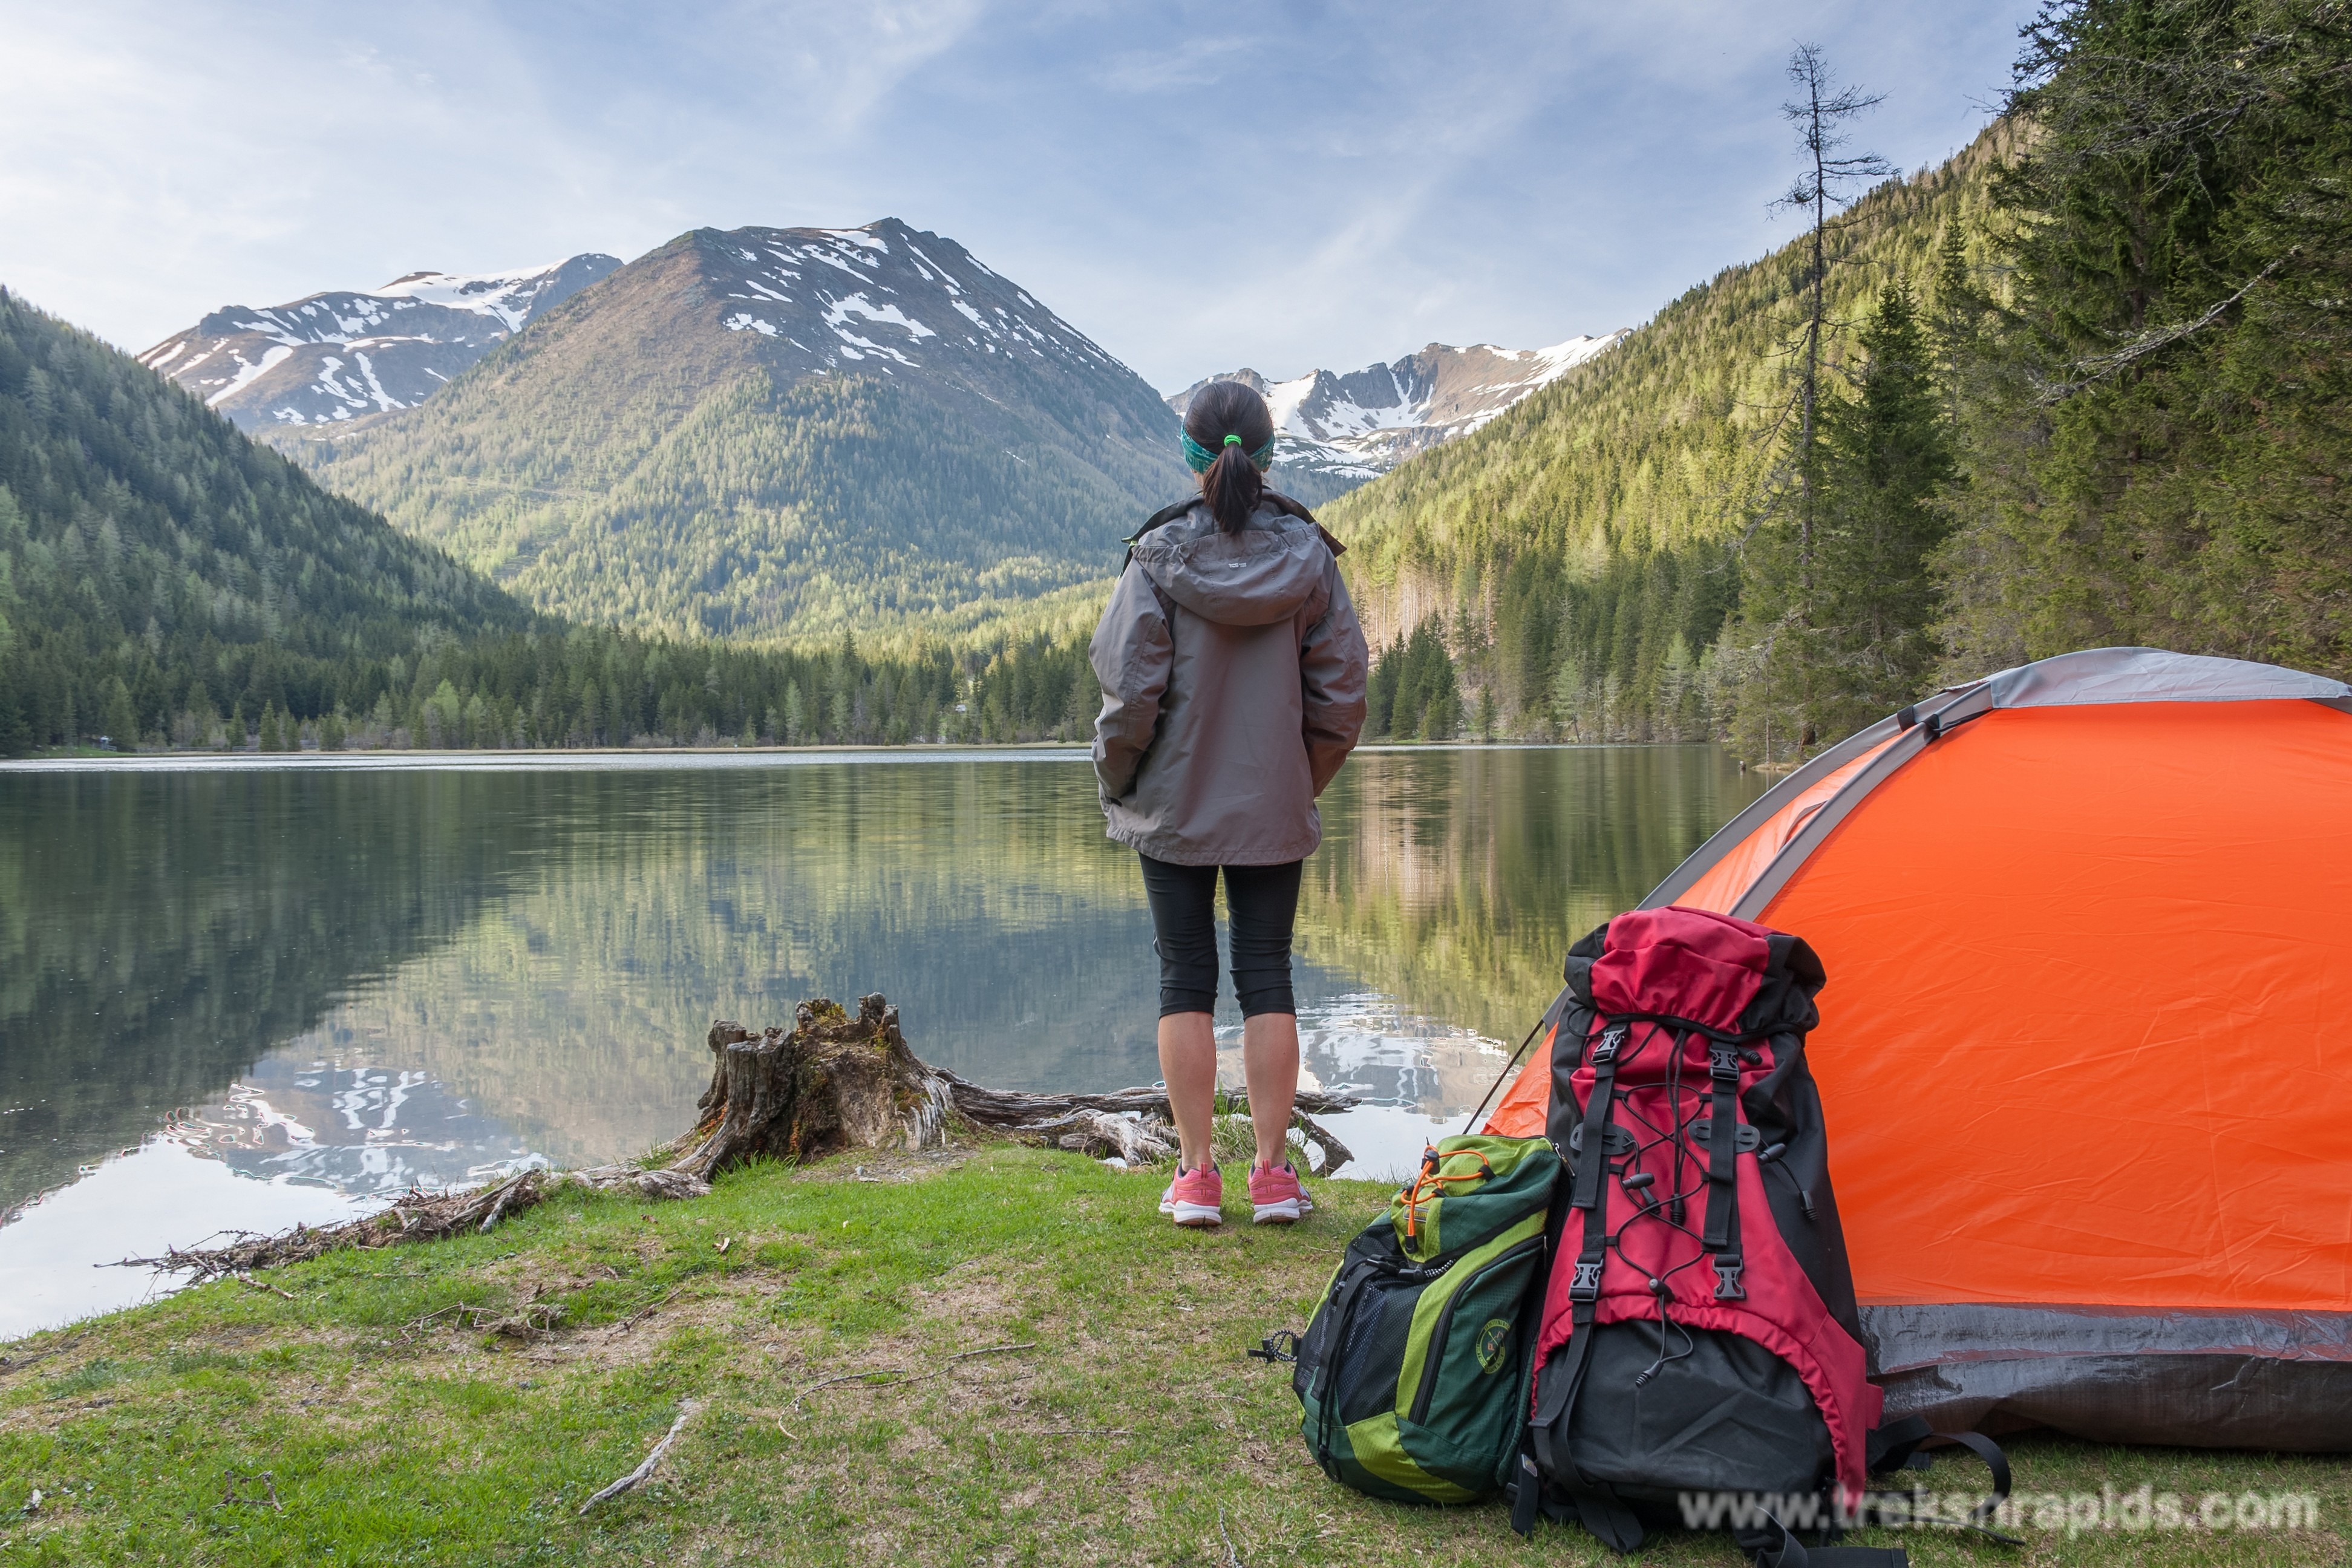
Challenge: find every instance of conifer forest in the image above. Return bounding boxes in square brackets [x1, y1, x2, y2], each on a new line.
[2, 0, 2345, 760]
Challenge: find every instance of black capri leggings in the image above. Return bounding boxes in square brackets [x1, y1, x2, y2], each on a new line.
[1137, 854, 1303, 1018]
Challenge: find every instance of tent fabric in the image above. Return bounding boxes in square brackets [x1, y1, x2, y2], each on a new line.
[1674, 741, 1895, 921]
[1483, 648, 2352, 1449]
[1982, 645, 2351, 708]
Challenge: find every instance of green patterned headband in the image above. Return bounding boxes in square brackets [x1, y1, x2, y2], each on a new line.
[1183, 430, 1277, 474]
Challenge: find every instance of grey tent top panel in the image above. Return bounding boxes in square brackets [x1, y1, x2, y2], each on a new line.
[1982, 647, 2349, 708]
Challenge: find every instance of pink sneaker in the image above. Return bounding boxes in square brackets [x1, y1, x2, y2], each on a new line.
[1158, 1165, 1223, 1227]
[1249, 1161, 1313, 1224]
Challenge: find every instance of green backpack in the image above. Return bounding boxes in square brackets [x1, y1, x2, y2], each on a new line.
[1287, 1135, 1561, 1503]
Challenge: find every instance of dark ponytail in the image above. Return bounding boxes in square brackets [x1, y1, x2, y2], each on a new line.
[1182, 379, 1276, 534]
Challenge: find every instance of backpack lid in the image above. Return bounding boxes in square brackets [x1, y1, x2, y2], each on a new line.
[1567, 907, 1824, 1040]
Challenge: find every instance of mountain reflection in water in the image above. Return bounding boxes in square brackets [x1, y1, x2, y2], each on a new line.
[0, 746, 1763, 1334]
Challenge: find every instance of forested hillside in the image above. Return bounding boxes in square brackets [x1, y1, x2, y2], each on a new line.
[1322, 125, 2017, 742]
[289, 220, 1189, 648]
[1329, 0, 2350, 753]
[0, 289, 1107, 755]
[0, 289, 532, 752]
[1930, 0, 2352, 689]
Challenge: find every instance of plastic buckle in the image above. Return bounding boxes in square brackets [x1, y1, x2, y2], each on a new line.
[1590, 1024, 1628, 1065]
[1709, 1047, 1741, 1083]
[1711, 1255, 1746, 1301]
[1569, 1260, 1605, 1302]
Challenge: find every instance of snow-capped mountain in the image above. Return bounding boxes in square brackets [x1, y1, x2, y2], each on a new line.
[1169, 334, 1628, 496]
[286, 218, 1191, 642]
[139, 254, 619, 431]
[690, 220, 1154, 402]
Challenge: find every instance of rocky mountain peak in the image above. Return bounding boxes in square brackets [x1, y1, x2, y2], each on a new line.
[139, 252, 621, 430]
[1169, 333, 1629, 495]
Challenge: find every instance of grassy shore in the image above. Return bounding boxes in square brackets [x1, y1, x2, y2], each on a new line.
[1, 1145, 2342, 1566]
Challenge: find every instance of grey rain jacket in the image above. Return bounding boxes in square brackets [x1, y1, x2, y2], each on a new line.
[1089, 497, 1370, 865]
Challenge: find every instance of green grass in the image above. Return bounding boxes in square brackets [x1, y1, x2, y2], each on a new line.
[1, 1145, 2342, 1566]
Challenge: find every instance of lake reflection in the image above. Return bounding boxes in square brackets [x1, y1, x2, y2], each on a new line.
[0, 746, 1762, 1333]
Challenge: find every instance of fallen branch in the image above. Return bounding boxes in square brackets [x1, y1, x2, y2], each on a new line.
[1288, 1112, 1356, 1179]
[233, 1272, 295, 1301]
[797, 1370, 910, 1401]
[580, 1399, 701, 1515]
[797, 1344, 1031, 1405]
[477, 1171, 530, 1234]
[1219, 1504, 1247, 1568]
[118, 1163, 711, 1279]
[2040, 253, 2290, 402]
[612, 1283, 688, 1333]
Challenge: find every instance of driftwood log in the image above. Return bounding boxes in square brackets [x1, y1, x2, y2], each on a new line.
[119, 1163, 710, 1279]
[132, 992, 1360, 1276]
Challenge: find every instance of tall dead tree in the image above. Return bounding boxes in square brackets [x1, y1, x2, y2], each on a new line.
[1771, 43, 1893, 749]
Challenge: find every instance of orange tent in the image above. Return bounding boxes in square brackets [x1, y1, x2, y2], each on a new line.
[1486, 648, 2352, 1448]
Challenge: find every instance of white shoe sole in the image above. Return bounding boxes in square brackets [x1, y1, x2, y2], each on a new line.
[1252, 1198, 1304, 1224]
[1169, 1201, 1223, 1227]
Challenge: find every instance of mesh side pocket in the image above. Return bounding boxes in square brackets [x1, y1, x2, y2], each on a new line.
[1335, 1275, 1426, 1426]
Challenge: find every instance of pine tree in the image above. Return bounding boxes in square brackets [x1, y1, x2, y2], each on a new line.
[0, 667, 28, 757]
[1811, 284, 1956, 737]
[1933, 0, 2352, 681]
[101, 676, 137, 749]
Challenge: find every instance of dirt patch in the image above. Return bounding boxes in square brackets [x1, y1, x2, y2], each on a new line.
[793, 1146, 974, 1184]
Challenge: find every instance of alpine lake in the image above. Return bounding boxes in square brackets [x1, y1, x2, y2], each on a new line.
[0, 745, 1764, 1336]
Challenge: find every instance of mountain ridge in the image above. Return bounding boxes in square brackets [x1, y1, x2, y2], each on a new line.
[1170, 334, 1626, 500]
[137, 253, 621, 431]
[284, 218, 1191, 645]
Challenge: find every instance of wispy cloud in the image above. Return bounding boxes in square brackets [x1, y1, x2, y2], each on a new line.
[1094, 37, 1247, 94]
[0, 0, 2036, 385]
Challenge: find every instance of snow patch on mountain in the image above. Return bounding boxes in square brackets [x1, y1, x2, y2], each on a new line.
[374, 261, 595, 332]
[142, 253, 621, 431]
[694, 218, 1128, 384]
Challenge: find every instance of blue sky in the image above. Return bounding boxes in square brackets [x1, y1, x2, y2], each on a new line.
[1, 1, 2037, 391]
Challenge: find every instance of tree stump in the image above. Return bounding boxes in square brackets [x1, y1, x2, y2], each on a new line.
[662, 991, 1362, 1182]
[667, 995, 953, 1180]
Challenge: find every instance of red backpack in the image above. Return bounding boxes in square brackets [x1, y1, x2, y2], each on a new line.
[1509, 907, 2007, 1566]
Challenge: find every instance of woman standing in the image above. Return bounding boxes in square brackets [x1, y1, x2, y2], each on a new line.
[1088, 380, 1369, 1227]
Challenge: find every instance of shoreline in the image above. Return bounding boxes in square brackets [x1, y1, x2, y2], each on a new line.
[0, 739, 1728, 773]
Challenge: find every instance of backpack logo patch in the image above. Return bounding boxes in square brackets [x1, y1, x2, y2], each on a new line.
[1475, 1318, 1513, 1374]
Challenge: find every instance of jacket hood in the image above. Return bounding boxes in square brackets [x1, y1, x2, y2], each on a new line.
[1129, 501, 1332, 627]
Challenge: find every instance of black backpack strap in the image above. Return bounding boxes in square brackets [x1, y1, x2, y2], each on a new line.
[1257, 489, 1347, 557]
[1861, 1423, 2020, 1543]
[1120, 499, 1201, 569]
[1752, 1516, 1910, 1567]
[1865, 1414, 1936, 1472]
[1701, 1040, 1746, 1301]
[1122, 491, 1344, 567]
[1519, 1023, 1644, 1550]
